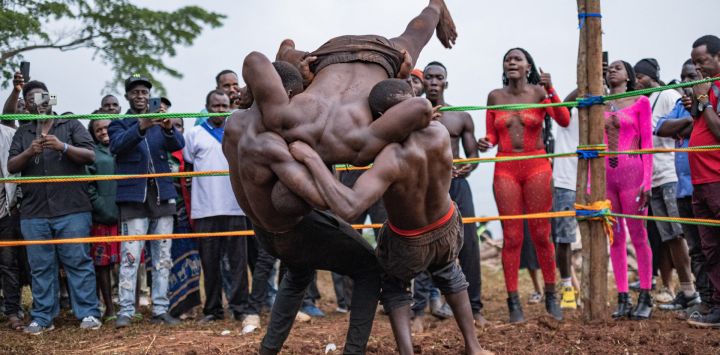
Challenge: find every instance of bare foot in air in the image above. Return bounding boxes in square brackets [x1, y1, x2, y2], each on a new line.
[433, 0, 457, 49]
[276, 38, 304, 63]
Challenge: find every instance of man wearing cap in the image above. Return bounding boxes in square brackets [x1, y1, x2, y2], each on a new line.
[634, 58, 699, 310]
[108, 74, 185, 328]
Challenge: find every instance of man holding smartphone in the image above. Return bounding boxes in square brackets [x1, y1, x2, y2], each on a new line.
[682, 35, 720, 329]
[108, 74, 185, 328]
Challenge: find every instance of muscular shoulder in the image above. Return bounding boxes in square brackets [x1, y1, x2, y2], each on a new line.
[413, 121, 451, 152]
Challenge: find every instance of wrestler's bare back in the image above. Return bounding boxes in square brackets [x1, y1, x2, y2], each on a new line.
[270, 62, 391, 166]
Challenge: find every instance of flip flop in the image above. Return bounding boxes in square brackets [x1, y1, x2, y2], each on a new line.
[8, 316, 24, 331]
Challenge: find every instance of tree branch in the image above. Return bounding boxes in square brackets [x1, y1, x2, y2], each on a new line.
[0, 35, 97, 63]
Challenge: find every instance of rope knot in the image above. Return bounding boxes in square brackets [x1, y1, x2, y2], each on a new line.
[575, 200, 616, 244]
[577, 95, 604, 108]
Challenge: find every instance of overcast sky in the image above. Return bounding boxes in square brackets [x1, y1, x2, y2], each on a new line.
[5, 0, 720, 238]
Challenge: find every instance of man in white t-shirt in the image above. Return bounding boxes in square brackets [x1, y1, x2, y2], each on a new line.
[553, 93, 580, 310]
[183, 90, 250, 323]
[634, 58, 696, 307]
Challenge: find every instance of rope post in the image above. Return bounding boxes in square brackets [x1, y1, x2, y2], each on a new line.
[576, 0, 608, 321]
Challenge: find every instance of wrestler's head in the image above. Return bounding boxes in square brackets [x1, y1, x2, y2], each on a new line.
[423, 61, 448, 102]
[606, 60, 636, 92]
[368, 79, 414, 120]
[501, 48, 540, 86]
[272, 61, 304, 98]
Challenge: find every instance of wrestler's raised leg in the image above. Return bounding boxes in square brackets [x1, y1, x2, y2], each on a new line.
[389, 0, 457, 68]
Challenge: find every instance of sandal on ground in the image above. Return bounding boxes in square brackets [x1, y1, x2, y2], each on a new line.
[8, 316, 24, 331]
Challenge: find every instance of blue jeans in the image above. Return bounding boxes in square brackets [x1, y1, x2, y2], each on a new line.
[118, 216, 173, 317]
[21, 212, 99, 327]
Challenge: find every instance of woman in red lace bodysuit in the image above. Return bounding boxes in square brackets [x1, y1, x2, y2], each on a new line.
[478, 48, 570, 323]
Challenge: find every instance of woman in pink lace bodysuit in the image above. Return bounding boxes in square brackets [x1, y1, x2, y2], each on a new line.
[603, 60, 654, 320]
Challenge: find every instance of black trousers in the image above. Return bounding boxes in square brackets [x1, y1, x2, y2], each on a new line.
[452, 178, 482, 313]
[246, 235, 277, 315]
[0, 213, 22, 316]
[256, 210, 381, 355]
[195, 215, 249, 319]
[678, 197, 714, 302]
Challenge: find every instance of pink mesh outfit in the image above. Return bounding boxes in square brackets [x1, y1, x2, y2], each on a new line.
[604, 96, 653, 292]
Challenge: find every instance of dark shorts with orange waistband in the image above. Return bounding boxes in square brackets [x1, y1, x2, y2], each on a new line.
[308, 35, 404, 78]
[376, 203, 469, 311]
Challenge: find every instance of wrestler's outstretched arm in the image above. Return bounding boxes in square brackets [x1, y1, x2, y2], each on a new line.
[262, 132, 329, 210]
[290, 141, 401, 222]
[390, 0, 456, 68]
[354, 98, 437, 164]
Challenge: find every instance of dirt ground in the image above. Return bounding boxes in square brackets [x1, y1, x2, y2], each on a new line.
[1, 262, 718, 354]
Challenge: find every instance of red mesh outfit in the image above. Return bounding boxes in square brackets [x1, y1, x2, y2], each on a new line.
[486, 94, 570, 293]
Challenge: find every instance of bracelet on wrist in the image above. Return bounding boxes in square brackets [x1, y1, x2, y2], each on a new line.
[62, 143, 68, 154]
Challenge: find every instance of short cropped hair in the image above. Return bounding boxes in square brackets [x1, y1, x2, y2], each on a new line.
[272, 61, 304, 95]
[368, 79, 413, 119]
[215, 69, 237, 85]
[205, 89, 227, 106]
[693, 35, 720, 56]
[23, 80, 48, 100]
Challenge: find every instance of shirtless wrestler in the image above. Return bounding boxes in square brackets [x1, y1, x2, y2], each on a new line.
[289, 79, 492, 355]
[223, 63, 435, 355]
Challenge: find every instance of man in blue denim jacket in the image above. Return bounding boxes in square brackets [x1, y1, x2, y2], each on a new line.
[108, 74, 185, 328]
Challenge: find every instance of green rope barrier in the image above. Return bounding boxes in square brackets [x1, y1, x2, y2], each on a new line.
[0, 112, 230, 121]
[1, 77, 717, 120]
[440, 76, 719, 112]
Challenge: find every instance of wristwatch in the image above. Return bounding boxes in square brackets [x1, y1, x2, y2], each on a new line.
[698, 101, 713, 112]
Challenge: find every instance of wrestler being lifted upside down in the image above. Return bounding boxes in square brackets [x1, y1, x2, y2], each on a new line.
[243, 0, 457, 166]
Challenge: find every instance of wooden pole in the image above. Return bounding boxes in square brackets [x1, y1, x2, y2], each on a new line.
[576, 0, 608, 321]
[574, 0, 591, 318]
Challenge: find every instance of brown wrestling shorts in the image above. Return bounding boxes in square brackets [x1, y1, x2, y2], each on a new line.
[376, 203, 464, 283]
[308, 35, 404, 78]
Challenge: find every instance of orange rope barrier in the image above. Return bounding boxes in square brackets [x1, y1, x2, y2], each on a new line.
[0, 211, 576, 247]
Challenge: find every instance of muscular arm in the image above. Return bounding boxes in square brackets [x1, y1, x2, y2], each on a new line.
[357, 97, 432, 161]
[292, 141, 400, 222]
[241, 52, 298, 130]
[460, 112, 479, 171]
[263, 134, 328, 209]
